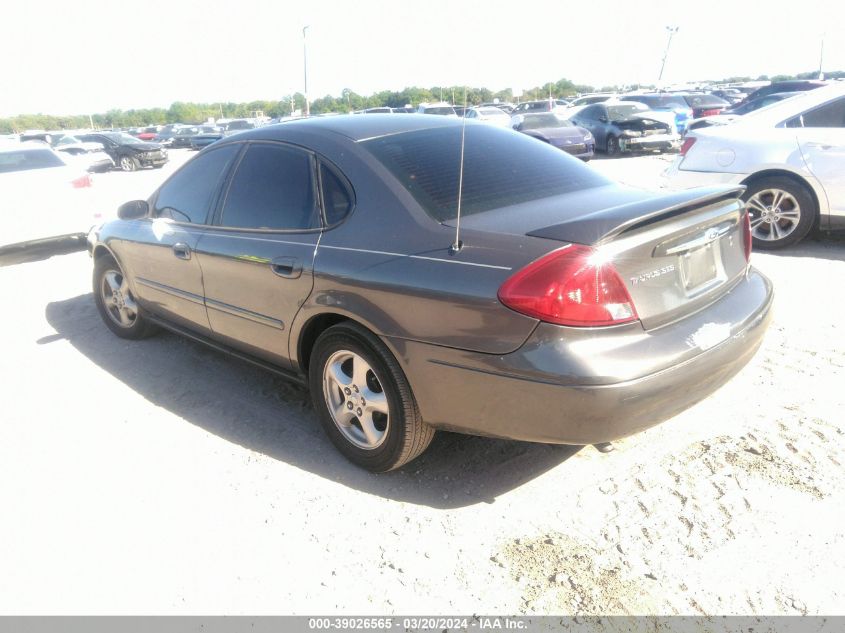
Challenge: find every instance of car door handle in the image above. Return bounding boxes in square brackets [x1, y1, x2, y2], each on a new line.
[270, 256, 302, 279]
[804, 142, 834, 150]
[172, 243, 191, 260]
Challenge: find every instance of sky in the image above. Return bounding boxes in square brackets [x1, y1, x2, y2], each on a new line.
[2, 0, 842, 117]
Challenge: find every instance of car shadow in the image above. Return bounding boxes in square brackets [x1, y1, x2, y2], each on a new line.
[762, 232, 845, 261]
[45, 293, 581, 509]
[0, 238, 86, 268]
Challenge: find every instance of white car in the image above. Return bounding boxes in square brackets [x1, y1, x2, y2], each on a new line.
[664, 83, 845, 249]
[0, 142, 102, 255]
[464, 106, 511, 127]
[416, 102, 457, 116]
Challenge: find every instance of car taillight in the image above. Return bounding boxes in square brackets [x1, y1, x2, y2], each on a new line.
[679, 137, 697, 156]
[498, 244, 639, 327]
[742, 210, 752, 262]
[71, 174, 92, 188]
[699, 108, 721, 117]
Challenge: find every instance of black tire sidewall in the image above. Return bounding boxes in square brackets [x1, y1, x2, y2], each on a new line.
[742, 177, 816, 250]
[308, 326, 411, 472]
[606, 135, 618, 155]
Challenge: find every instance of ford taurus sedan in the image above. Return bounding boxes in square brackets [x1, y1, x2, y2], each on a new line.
[88, 115, 773, 471]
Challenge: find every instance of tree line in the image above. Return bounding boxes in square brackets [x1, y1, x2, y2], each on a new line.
[2, 70, 841, 134]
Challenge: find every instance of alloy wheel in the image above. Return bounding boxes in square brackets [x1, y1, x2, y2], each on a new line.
[745, 188, 801, 242]
[322, 350, 390, 450]
[100, 270, 138, 328]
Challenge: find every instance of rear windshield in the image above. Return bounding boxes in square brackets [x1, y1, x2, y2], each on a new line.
[0, 149, 65, 173]
[684, 94, 728, 107]
[423, 107, 455, 115]
[361, 125, 608, 222]
[521, 114, 564, 129]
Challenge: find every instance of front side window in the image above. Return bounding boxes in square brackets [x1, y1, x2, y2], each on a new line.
[154, 144, 240, 223]
[219, 143, 317, 230]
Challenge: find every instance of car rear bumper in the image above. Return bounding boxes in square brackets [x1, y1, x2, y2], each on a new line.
[389, 267, 773, 445]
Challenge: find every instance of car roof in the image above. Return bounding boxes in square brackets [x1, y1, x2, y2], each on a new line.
[246, 113, 462, 142]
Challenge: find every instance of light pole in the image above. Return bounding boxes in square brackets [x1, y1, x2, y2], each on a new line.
[818, 33, 825, 80]
[658, 26, 679, 82]
[302, 25, 310, 117]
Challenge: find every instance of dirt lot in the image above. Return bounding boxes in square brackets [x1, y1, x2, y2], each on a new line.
[1, 151, 843, 615]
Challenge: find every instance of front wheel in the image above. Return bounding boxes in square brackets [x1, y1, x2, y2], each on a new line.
[309, 322, 434, 472]
[742, 177, 816, 249]
[605, 134, 620, 156]
[93, 255, 157, 339]
[119, 156, 139, 172]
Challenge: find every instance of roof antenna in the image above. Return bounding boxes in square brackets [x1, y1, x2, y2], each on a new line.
[451, 86, 468, 254]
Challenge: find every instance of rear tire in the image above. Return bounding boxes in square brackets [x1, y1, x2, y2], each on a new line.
[742, 176, 816, 250]
[309, 322, 434, 472]
[93, 255, 157, 339]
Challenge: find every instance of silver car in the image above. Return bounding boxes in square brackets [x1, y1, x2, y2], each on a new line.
[88, 115, 773, 471]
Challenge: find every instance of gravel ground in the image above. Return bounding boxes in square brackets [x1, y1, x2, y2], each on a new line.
[0, 150, 843, 615]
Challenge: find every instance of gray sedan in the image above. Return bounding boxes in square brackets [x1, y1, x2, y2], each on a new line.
[88, 115, 773, 471]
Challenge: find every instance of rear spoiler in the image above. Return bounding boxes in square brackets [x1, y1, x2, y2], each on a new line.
[527, 185, 746, 246]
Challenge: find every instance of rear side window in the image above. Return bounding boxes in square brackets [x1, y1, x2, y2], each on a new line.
[154, 144, 240, 223]
[362, 124, 608, 222]
[220, 143, 317, 230]
[0, 149, 65, 173]
[796, 97, 845, 128]
[320, 163, 352, 225]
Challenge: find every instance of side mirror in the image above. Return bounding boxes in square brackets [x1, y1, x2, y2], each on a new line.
[117, 200, 149, 220]
[598, 116, 608, 122]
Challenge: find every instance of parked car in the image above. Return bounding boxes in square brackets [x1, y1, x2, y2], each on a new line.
[189, 126, 225, 150]
[709, 89, 744, 105]
[153, 124, 185, 145]
[480, 101, 515, 113]
[223, 119, 257, 134]
[664, 83, 845, 249]
[465, 106, 511, 127]
[620, 93, 694, 135]
[570, 102, 680, 155]
[512, 99, 569, 116]
[677, 93, 730, 118]
[169, 126, 201, 148]
[511, 113, 594, 160]
[416, 103, 457, 116]
[568, 94, 616, 107]
[51, 135, 114, 172]
[136, 126, 162, 141]
[737, 80, 827, 107]
[0, 142, 98, 255]
[725, 92, 802, 116]
[88, 114, 771, 471]
[77, 131, 168, 171]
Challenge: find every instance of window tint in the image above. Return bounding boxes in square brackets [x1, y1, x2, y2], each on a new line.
[220, 143, 316, 230]
[154, 144, 239, 223]
[579, 105, 598, 119]
[0, 149, 65, 173]
[362, 124, 608, 222]
[800, 98, 845, 128]
[320, 163, 352, 225]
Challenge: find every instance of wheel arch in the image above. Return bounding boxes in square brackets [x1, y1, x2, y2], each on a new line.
[740, 169, 823, 228]
[295, 312, 353, 374]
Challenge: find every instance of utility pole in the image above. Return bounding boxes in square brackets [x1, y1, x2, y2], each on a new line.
[303, 25, 310, 117]
[658, 26, 680, 82]
[818, 33, 825, 80]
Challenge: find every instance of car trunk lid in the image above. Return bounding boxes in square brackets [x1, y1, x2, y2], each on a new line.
[451, 184, 748, 330]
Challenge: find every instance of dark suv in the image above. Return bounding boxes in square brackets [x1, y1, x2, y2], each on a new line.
[738, 80, 826, 106]
[77, 132, 168, 172]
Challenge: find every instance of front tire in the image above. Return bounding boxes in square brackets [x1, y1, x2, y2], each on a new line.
[742, 177, 816, 249]
[119, 156, 139, 172]
[309, 322, 434, 472]
[605, 134, 620, 156]
[93, 255, 157, 339]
